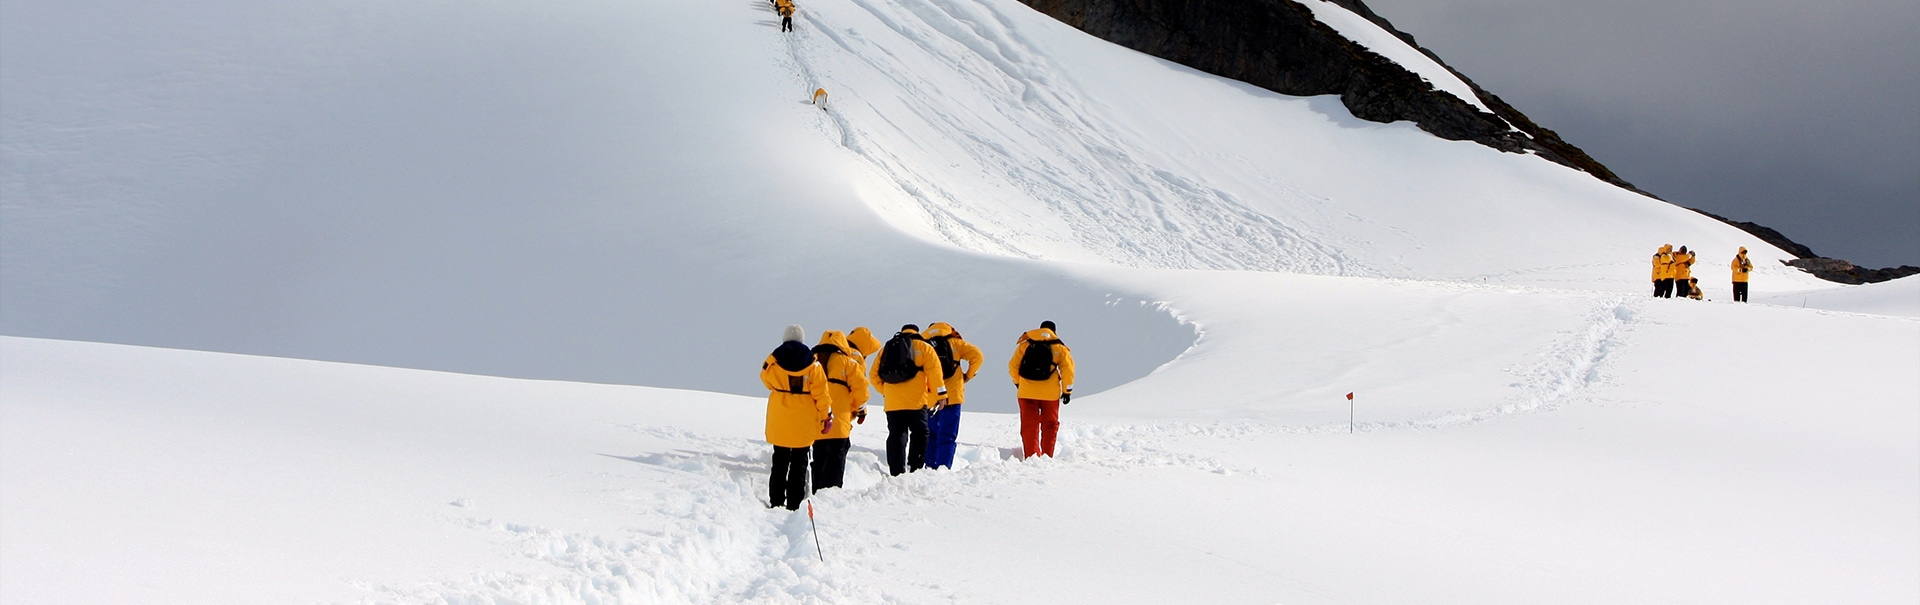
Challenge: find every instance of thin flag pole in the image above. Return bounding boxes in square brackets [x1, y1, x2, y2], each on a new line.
[807, 501, 824, 562]
[1347, 392, 1355, 434]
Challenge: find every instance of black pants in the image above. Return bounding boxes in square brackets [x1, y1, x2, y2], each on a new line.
[885, 409, 928, 476]
[1655, 278, 1673, 298]
[1733, 281, 1748, 302]
[769, 445, 809, 510]
[811, 438, 850, 492]
[781, 16, 793, 31]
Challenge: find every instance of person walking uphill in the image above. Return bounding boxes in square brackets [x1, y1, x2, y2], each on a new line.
[923, 322, 983, 469]
[869, 324, 947, 475]
[775, 0, 795, 32]
[1009, 321, 1075, 458]
[761, 325, 831, 510]
[1731, 247, 1753, 302]
[809, 330, 870, 492]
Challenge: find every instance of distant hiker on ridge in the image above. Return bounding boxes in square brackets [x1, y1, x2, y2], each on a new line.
[810, 330, 870, 491]
[1010, 321, 1075, 458]
[1652, 245, 1675, 298]
[1671, 246, 1696, 299]
[775, 0, 795, 32]
[761, 324, 831, 510]
[870, 324, 946, 475]
[923, 322, 983, 469]
[1731, 247, 1752, 302]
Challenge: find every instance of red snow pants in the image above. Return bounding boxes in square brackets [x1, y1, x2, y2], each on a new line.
[1018, 398, 1060, 458]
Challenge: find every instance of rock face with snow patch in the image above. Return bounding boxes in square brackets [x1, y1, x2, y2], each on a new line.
[1016, 0, 1634, 190]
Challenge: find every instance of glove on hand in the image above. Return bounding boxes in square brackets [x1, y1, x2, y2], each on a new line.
[1060, 391, 1072, 405]
[821, 418, 833, 434]
[854, 409, 867, 424]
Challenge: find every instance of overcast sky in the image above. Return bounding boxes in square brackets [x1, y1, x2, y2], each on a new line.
[1363, 0, 1918, 268]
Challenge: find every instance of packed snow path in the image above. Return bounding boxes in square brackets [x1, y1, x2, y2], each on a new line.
[5, 282, 1914, 603]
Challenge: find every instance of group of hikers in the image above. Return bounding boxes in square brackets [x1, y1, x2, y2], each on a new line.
[1651, 244, 1753, 302]
[760, 321, 1077, 510]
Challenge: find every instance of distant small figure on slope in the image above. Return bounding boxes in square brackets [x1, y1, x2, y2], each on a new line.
[1010, 321, 1075, 458]
[812, 88, 828, 110]
[870, 324, 947, 475]
[923, 322, 983, 469]
[760, 324, 831, 510]
[1731, 247, 1752, 302]
[775, 0, 795, 32]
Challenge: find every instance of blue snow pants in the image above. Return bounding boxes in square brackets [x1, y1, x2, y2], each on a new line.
[927, 404, 962, 468]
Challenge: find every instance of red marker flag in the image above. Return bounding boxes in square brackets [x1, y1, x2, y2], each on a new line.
[1346, 392, 1354, 400]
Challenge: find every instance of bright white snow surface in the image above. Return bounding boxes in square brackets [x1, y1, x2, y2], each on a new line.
[3, 0, 1916, 602]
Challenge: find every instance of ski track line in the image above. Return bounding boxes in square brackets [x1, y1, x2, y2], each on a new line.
[790, 0, 1362, 275]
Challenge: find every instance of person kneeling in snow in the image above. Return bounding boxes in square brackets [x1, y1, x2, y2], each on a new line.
[761, 324, 831, 510]
[1010, 321, 1075, 458]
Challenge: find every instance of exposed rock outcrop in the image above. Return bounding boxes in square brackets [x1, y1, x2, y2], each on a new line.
[1689, 208, 1918, 284]
[1016, 0, 1639, 191]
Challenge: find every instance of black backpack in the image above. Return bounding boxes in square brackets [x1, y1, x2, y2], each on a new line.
[812, 344, 849, 388]
[927, 335, 960, 379]
[875, 332, 923, 384]
[1017, 338, 1060, 381]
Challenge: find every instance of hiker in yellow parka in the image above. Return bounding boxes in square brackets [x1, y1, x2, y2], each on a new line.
[775, 0, 795, 32]
[809, 330, 870, 491]
[1652, 244, 1675, 298]
[868, 324, 947, 475]
[1009, 321, 1076, 458]
[761, 324, 830, 510]
[1671, 246, 1696, 298]
[1731, 247, 1753, 302]
[922, 322, 984, 469]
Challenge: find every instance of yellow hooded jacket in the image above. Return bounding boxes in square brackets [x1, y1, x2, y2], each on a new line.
[848, 326, 883, 360]
[815, 330, 871, 439]
[1672, 249, 1695, 281]
[761, 346, 830, 449]
[924, 322, 985, 405]
[1731, 249, 1752, 283]
[867, 328, 947, 411]
[1652, 245, 1674, 280]
[1008, 328, 1076, 400]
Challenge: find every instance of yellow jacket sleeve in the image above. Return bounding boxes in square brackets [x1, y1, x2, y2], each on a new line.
[956, 338, 984, 381]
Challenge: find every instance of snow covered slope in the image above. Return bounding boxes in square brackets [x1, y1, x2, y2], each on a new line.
[7, 289, 1915, 603]
[5, 0, 1913, 601]
[1, 0, 1826, 402]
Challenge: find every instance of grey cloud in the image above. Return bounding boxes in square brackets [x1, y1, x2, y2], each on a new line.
[1367, 0, 1918, 266]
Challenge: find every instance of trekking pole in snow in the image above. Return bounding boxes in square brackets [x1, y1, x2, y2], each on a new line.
[807, 500, 825, 562]
[1347, 392, 1355, 434]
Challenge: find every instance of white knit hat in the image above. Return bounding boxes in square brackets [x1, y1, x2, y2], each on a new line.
[782, 324, 805, 343]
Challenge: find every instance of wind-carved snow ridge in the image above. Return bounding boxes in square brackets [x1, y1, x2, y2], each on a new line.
[788, 0, 1360, 274]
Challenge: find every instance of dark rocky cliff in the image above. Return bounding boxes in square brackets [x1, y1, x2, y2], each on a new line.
[1017, 0, 1638, 191]
[1689, 208, 1920, 284]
